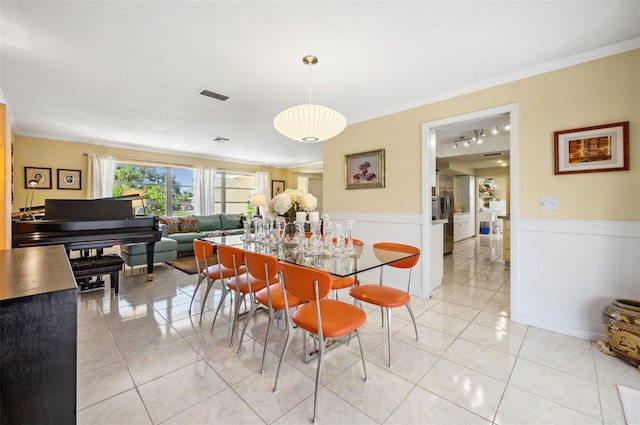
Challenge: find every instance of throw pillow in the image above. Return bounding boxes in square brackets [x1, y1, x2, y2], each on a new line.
[179, 217, 199, 233]
[159, 216, 179, 234]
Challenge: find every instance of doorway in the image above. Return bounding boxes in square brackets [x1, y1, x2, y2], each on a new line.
[421, 104, 518, 317]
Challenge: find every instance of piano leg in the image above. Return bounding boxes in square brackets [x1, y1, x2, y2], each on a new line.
[145, 242, 155, 281]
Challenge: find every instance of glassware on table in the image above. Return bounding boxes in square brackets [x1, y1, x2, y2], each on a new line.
[242, 216, 252, 242]
[345, 219, 355, 255]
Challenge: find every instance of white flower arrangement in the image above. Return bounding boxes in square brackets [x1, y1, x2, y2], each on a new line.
[269, 189, 317, 218]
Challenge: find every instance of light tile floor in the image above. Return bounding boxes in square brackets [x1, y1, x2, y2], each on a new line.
[77, 236, 639, 424]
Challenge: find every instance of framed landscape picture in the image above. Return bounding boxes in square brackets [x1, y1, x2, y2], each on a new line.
[345, 149, 385, 189]
[554, 121, 629, 175]
[24, 166, 52, 189]
[57, 169, 82, 190]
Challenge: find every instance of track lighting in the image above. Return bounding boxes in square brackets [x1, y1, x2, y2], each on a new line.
[448, 122, 509, 150]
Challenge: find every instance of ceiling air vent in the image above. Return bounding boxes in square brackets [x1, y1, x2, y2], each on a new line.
[482, 152, 504, 157]
[200, 89, 229, 101]
[213, 137, 230, 144]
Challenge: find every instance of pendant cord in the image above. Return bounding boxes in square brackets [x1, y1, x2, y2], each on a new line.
[307, 63, 312, 105]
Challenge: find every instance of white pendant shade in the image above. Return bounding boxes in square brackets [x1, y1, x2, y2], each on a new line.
[274, 103, 347, 143]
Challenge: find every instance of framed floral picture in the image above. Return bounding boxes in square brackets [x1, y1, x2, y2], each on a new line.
[24, 166, 52, 189]
[272, 180, 285, 197]
[554, 121, 629, 175]
[345, 149, 385, 189]
[57, 169, 82, 190]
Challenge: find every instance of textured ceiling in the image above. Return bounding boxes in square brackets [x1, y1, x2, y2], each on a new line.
[1, 1, 639, 168]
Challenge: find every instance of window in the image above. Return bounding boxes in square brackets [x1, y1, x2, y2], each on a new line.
[215, 172, 256, 214]
[113, 164, 193, 216]
[113, 165, 256, 216]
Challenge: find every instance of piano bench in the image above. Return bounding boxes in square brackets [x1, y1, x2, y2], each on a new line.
[69, 254, 125, 295]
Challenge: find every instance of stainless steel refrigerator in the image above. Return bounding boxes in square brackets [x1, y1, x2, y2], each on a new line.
[438, 173, 454, 254]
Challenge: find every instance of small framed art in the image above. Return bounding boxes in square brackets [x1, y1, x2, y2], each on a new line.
[554, 121, 629, 175]
[272, 180, 285, 197]
[24, 166, 52, 189]
[345, 148, 385, 189]
[57, 169, 82, 190]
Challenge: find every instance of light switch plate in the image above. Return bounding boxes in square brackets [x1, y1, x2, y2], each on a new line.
[539, 196, 559, 211]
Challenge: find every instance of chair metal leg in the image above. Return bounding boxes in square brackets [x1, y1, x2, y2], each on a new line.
[210, 287, 229, 333]
[312, 336, 326, 425]
[198, 281, 215, 323]
[188, 273, 206, 314]
[237, 298, 258, 354]
[260, 309, 274, 374]
[406, 302, 419, 341]
[386, 307, 393, 367]
[273, 321, 295, 392]
[229, 294, 245, 347]
[354, 328, 368, 381]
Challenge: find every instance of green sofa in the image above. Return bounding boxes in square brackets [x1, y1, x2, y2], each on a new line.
[161, 213, 245, 255]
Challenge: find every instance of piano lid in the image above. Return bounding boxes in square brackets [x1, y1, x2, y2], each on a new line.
[45, 198, 134, 221]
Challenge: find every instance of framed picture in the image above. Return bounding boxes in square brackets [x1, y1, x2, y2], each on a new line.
[345, 149, 385, 189]
[57, 169, 82, 190]
[272, 180, 285, 197]
[554, 121, 629, 175]
[24, 166, 52, 189]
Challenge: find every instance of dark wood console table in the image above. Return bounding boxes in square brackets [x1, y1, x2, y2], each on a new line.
[0, 245, 78, 425]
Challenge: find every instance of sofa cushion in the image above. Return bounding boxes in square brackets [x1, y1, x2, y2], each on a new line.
[220, 213, 244, 230]
[179, 216, 199, 233]
[167, 232, 201, 244]
[159, 216, 179, 234]
[197, 214, 222, 232]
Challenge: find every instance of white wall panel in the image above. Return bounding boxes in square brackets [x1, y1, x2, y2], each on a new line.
[514, 218, 640, 341]
[325, 212, 426, 296]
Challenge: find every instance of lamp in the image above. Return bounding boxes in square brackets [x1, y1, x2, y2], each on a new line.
[250, 193, 266, 217]
[273, 55, 347, 143]
[21, 179, 39, 220]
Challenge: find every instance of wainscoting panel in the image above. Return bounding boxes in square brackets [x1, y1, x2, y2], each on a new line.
[324, 212, 426, 296]
[514, 218, 640, 341]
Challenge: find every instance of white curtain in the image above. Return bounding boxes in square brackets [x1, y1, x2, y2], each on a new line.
[193, 166, 217, 215]
[87, 153, 116, 199]
[256, 171, 270, 199]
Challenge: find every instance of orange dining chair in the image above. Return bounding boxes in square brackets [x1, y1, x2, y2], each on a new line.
[329, 238, 364, 300]
[189, 239, 244, 323]
[349, 242, 420, 367]
[274, 261, 368, 424]
[211, 244, 269, 347]
[237, 251, 303, 373]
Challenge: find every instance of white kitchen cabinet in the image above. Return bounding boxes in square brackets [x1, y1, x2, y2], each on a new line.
[453, 213, 472, 242]
[457, 176, 475, 213]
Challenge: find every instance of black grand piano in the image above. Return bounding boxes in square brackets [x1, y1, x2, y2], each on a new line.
[12, 196, 161, 294]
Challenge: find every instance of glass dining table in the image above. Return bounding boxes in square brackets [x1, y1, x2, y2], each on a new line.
[201, 233, 418, 278]
[200, 233, 419, 362]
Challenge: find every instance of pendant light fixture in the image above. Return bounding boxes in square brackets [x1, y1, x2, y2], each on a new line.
[273, 55, 347, 143]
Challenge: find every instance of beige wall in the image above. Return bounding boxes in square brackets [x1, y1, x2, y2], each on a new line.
[11, 135, 289, 213]
[1, 104, 9, 249]
[324, 49, 640, 221]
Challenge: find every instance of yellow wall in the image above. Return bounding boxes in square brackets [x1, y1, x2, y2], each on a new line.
[324, 49, 640, 220]
[1, 104, 9, 249]
[12, 135, 289, 213]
